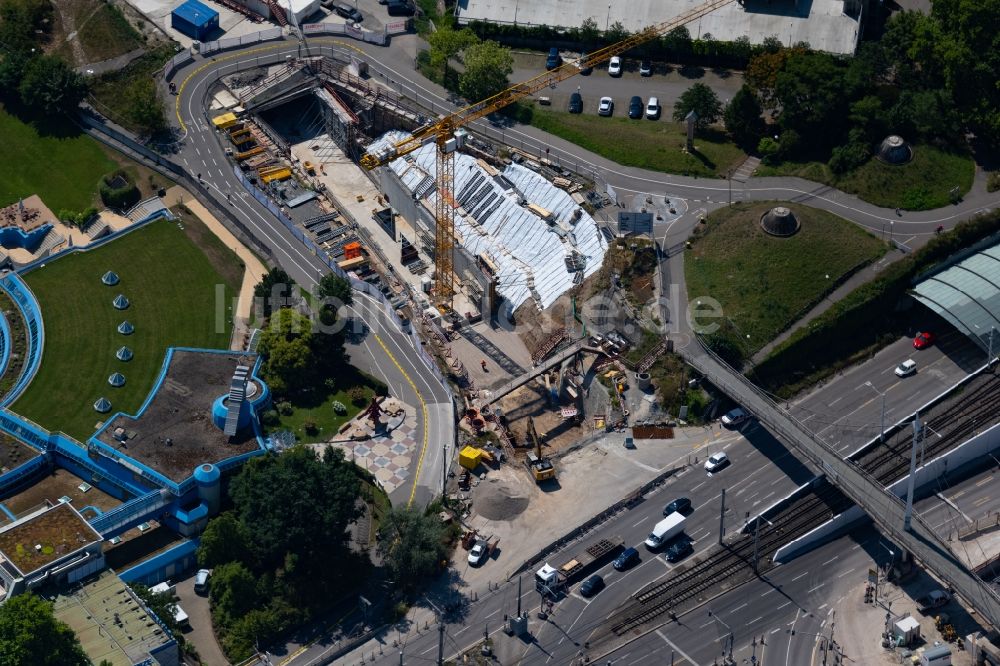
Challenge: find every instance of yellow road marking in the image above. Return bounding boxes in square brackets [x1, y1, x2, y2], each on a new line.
[174, 39, 367, 132]
[373, 333, 430, 508]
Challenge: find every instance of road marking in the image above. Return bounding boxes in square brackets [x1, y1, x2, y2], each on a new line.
[818, 604, 828, 610]
[700, 620, 715, 629]
[837, 568, 857, 578]
[771, 627, 781, 634]
[822, 556, 838, 565]
[791, 572, 808, 582]
[748, 615, 763, 625]
[373, 333, 429, 507]
[691, 481, 706, 492]
[976, 477, 992, 488]
[730, 602, 748, 613]
[455, 625, 470, 635]
[809, 583, 826, 593]
[485, 609, 500, 619]
[761, 588, 775, 597]
[633, 518, 648, 527]
[974, 496, 990, 507]
[655, 629, 698, 666]
[777, 601, 791, 610]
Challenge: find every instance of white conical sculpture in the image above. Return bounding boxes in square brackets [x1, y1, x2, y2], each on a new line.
[94, 397, 112, 413]
[108, 372, 126, 387]
[117, 320, 134, 335]
[116, 346, 133, 362]
[101, 271, 120, 286]
[113, 294, 130, 310]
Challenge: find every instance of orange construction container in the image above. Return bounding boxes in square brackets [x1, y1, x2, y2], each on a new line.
[343, 242, 362, 260]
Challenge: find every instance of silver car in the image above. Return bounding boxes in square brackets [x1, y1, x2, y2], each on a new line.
[598, 96, 614, 116]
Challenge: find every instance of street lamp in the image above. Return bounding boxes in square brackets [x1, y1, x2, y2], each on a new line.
[790, 630, 839, 666]
[865, 381, 886, 442]
[707, 610, 734, 662]
[606, 4, 611, 30]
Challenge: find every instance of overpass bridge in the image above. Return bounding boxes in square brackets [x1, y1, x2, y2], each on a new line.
[681, 342, 1000, 630]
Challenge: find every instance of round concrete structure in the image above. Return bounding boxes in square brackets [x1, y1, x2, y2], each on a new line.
[877, 135, 913, 165]
[760, 206, 801, 237]
[211, 394, 253, 433]
[194, 463, 222, 516]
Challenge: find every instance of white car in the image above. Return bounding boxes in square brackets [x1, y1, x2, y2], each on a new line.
[468, 542, 488, 566]
[645, 96, 660, 119]
[895, 359, 917, 377]
[720, 407, 748, 427]
[704, 452, 729, 473]
[598, 96, 614, 116]
[608, 56, 622, 77]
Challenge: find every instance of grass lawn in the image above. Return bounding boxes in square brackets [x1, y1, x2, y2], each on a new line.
[270, 369, 383, 444]
[88, 44, 175, 133]
[0, 106, 116, 212]
[530, 108, 746, 177]
[52, 0, 143, 66]
[756, 145, 975, 211]
[684, 202, 886, 355]
[12, 219, 241, 440]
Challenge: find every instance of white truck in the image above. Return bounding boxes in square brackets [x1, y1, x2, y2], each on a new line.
[644, 513, 686, 550]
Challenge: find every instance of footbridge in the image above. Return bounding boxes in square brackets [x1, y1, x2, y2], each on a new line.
[681, 342, 1000, 629]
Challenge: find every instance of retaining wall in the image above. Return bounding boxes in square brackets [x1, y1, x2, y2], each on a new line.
[199, 27, 284, 56]
[119, 538, 200, 586]
[0, 310, 10, 381]
[0, 274, 43, 408]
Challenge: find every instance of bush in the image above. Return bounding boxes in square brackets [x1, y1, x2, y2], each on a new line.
[57, 207, 99, 228]
[828, 141, 871, 174]
[303, 420, 318, 435]
[277, 401, 293, 416]
[988, 172, 1000, 193]
[331, 400, 346, 415]
[347, 386, 367, 405]
[98, 169, 141, 210]
[261, 409, 280, 426]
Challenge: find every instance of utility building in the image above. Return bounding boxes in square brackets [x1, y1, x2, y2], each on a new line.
[171, 0, 219, 41]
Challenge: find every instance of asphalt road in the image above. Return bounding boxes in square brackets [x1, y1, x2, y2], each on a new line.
[170, 43, 453, 507]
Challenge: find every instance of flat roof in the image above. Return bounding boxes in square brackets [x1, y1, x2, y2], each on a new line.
[172, 0, 218, 26]
[95, 351, 261, 483]
[911, 244, 1000, 352]
[52, 570, 174, 666]
[0, 502, 101, 576]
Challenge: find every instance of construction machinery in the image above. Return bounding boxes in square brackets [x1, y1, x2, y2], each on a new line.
[534, 537, 624, 596]
[359, 0, 736, 309]
[525, 416, 555, 482]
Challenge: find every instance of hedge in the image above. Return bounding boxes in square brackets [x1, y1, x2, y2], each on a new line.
[752, 210, 1000, 397]
[99, 169, 140, 210]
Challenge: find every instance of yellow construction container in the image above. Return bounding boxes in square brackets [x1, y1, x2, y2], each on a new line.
[258, 166, 291, 183]
[212, 112, 238, 129]
[236, 145, 265, 161]
[459, 446, 482, 470]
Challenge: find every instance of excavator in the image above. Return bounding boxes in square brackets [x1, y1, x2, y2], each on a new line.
[525, 416, 556, 482]
[359, 0, 738, 308]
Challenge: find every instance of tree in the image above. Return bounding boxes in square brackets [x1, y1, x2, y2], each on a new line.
[198, 512, 253, 568]
[18, 55, 87, 117]
[258, 308, 313, 396]
[578, 17, 599, 44]
[723, 85, 764, 148]
[130, 584, 180, 636]
[661, 25, 692, 57]
[254, 267, 296, 319]
[377, 507, 449, 586]
[228, 447, 361, 601]
[459, 40, 513, 103]
[125, 78, 168, 136]
[210, 562, 262, 626]
[0, 593, 89, 666]
[773, 52, 849, 150]
[426, 25, 479, 72]
[316, 273, 353, 308]
[604, 21, 628, 43]
[672, 83, 722, 131]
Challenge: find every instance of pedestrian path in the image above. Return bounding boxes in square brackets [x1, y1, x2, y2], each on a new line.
[730, 155, 760, 182]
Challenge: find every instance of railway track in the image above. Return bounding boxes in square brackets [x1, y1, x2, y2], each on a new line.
[604, 371, 1000, 637]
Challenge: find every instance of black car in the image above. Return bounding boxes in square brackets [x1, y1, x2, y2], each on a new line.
[665, 539, 693, 563]
[546, 47, 561, 70]
[386, 0, 414, 14]
[628, 95, 643, 119]
[664, 497, 692, 516]
[580, 574, 605, 597]
[613, 547, 640, 571]
[334, 3, 363, 21]
[568, 92, 583, 113]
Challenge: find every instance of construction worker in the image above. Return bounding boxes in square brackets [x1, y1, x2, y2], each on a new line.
[481, 359, 488, 372]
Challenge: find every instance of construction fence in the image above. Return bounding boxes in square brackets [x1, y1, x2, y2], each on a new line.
[199, 26, 284, 56]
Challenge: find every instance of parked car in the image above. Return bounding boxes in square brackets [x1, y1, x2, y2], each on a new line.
[917, 590, 952, 614]
[580, 574, 605, 597]
[664, 497, 692, 516]
[721, 407, 749, 427]
[913, 331, 935, 349]
[386, 0, 414, 15]
[895, 359, 917, 377]
[704, 452, 730, 473]
[639, 60, 652, 76]
[645, 96, 660, 119]
[665, 538, 693, 563]
[334, 3, 363, 21]
[627, 96, 643, 119]
[608, 56, 622, 76]
[546, 47, 561, 70]
[598, 96, 614, 116]
[468, 542, 488, 566]
[578, 51, 593, 74]
[194, 569, 211, 595]
[568, 91, 583, 113]
[613, 547, 640, 571]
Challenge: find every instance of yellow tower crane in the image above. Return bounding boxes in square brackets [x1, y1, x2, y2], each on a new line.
[360, 0, 735, 307]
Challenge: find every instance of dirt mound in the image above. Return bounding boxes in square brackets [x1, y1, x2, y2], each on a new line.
[475, 478, 530, 521]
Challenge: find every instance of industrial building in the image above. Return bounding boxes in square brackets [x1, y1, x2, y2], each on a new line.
[170, 0, 219, 41]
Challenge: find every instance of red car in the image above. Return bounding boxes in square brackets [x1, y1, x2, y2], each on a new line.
[913, 331, 935, 349]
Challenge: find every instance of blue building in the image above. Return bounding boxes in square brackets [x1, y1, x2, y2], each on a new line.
[171, 0, 219, 41]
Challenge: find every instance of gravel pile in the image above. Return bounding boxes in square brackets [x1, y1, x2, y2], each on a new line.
[475, 479, 530, 521]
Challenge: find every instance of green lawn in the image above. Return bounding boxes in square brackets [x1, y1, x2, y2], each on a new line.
[53, 0, 144, 66]
[0, 106, 116, 212]
[684, 202, 886, 355]
[270, 369, 383, 444]
[12, 219, 241, 440]
[530, 108, 746, 177]
[756, 145, 975, 211]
